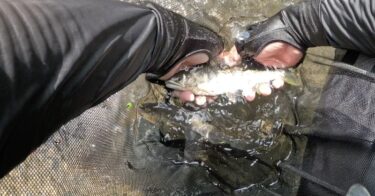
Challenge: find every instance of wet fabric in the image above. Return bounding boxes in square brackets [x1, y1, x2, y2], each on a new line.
[0, 75, 307, 195]
[298, 53, 375, 195]
[0, 0, 222, 177]
[237, 0, 375, 57]
[0, 84, 225, 195]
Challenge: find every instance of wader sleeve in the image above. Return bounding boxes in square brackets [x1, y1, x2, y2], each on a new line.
[237, 0, 375, 57]
[0, 0, 223, 177]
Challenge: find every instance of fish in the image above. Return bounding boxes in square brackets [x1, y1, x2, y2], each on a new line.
[165, 60, 301, 97]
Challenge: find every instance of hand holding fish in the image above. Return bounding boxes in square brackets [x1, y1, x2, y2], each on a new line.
[172, 42, 303, 105]
[227, 43, 302, 100]
[253, 42, 303, 69]
[172, 47, 242, 105]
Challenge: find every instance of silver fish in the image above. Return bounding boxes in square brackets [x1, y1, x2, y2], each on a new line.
[166, 65, 301, 97]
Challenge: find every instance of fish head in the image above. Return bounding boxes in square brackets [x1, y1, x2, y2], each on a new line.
[165, 66, 221, 95]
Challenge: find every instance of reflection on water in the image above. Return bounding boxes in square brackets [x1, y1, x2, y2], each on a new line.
[138, 81, 305, 193]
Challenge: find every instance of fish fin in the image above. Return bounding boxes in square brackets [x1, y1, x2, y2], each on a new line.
[165, 80, 187, 91]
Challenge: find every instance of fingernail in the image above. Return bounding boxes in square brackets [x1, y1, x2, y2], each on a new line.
[195, 96, 207, 106]
[188, 94, 195, 102]
[245, 95, 256, 102]
[258, 84, 272, 96]
[272, 79, 284, 89]
[243, 90, 256, 102]
[178, 91, 195, 102]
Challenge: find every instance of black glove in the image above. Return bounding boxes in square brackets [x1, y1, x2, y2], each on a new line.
[235, 0, 328, 57]
[145, 3, 224, 80]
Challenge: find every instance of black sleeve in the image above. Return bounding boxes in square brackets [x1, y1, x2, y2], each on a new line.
[283, 0, 375, 56]
[0, 0, 158, 177]
[0, 0, 223, 177]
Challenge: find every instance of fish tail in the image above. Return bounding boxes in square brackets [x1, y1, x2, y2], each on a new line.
[284, 69, 303, 86]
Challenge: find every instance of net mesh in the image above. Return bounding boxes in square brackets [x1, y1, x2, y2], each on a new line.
[1, 0, 375, 195]
[297, 51, 375, 196]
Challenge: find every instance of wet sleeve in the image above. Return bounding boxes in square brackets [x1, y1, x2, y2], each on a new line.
[0, 0, 223, 176]
[283, 0, 375, 56]
[0, 0, 161, 177]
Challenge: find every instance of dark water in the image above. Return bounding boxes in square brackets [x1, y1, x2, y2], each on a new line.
[137, 82, 306, 194]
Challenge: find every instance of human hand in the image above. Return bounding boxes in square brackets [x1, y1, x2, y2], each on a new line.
[163, 52, 217, 106]
[242, 42, 303, 101]
[172, 41, 303, 105]
[231, 10, 306, 101]
[157, 4, 307, 106]
[144, 4, 224, 106]
[145, 3, 223, 81]
[172, 7, 308, 105]
[170, 47, 241, 106]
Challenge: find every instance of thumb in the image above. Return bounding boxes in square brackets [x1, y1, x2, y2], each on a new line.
[254, 42, 304, 69]
[218, 46, 242, 67]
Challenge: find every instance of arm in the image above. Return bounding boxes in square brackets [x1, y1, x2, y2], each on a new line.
[285, 0, 375, 56]
[237, 0, 375, 60]
[0, 0, 222, 177]
[230, 0, 374, 101]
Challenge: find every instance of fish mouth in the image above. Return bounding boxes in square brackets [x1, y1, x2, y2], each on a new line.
[165, 80, 187, 91]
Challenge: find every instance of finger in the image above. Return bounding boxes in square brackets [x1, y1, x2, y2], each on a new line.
[172, 91, 195, 102]
[218, 46, 242, 67]
[257, 83, 272, 96]
[228, 46, 242, 66]
[254, 42, 303, 69]
[243, 89, 256, 102]
[159, 53, 209, 80]
[207, 96, 218, 104]
[195, 96, 207, 106]
[271, 79, 284, 89]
